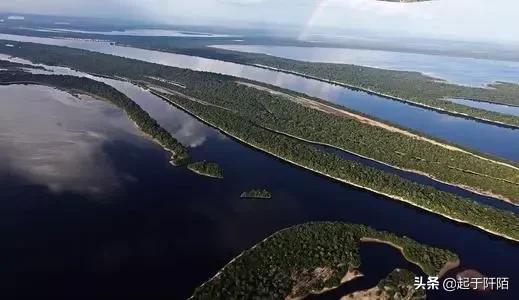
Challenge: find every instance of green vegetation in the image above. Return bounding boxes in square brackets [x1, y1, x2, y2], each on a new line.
[163, 78, 519, 203]
[188, 161, 224, 178]
[246, 58, 519, 127]
[90, 34, 519, 127]
[0, 71, 190, 165]
[3, 30, 519, 128]
[154, 89, 519, 241]
[344, 268, 426, 300]
[1, 41, 518, 241]
[12, 28, 513, 126]
[1, 40, 516, 203]
[0, 59, 43, 70]
[202, 49, 519, 127]
[378, 269, 425, 299]
[190, 222, 456, 299]
[240, 189, 272, 199]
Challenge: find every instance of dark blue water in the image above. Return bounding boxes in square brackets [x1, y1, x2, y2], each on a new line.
[0, 43, 518, 299]
[0, 33, 518, 161]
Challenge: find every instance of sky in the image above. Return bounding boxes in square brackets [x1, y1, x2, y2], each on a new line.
[1, 0, 518, 44]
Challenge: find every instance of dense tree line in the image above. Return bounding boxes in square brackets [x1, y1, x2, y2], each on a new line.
[0, 71, 190, 165]
[156, 90, 519, 241]
[1, 40, 516, 203]
[190, 222, 455, 299]
[187, 161, 224, 178]
[1, 41, 518, 240]
[373, 269, 426, 299]
[128, 38, 519, 128]
[243, 57, 519, 127]
[2, 29, 519, 127]
[0, 59, 44, 70]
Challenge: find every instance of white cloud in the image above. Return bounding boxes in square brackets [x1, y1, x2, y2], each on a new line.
[1, 0, 518, 44]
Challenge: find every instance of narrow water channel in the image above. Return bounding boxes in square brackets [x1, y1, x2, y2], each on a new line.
[0, 43, 518, 300]
[0, 33, 518, 161]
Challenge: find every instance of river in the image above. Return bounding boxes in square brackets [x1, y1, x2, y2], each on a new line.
[0, 33, 518, 162]
[0, 40, 517, 300]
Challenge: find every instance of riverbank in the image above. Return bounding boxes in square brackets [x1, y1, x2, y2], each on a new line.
[0, 72, 190, 166]
[2, 39, 517, 201]
[252, 64, 519, 129]
[237, 81, 519, 205]
[187, 161, 224, 179]
[150, 89, 519, 243]
[360, 237, 460, 278]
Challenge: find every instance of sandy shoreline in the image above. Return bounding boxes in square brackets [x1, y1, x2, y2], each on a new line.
[159, 82, 519, 206]
[187, 166, 223, 179]
[252, 64, 519, 130]
[150, 89, 519, 243]
[360, 237, 460, 277]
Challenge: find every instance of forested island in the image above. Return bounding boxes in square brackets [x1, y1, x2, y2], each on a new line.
[1, 40, 516, 203]
[0, 70, 190, 165]
[1, 41, 518, 242]
[188, 161, 224, 178]
[0, 59, 44, 70]
[190, 222, 457, 299]
[240, 189, 272, 199]
[2, 29, 519, 127]
[245, 59, 519, 128]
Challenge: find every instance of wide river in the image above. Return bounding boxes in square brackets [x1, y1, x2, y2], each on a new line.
[0, 33, 519, 162]
[0, 57, 517, 299]
[212, 44, 519, 87]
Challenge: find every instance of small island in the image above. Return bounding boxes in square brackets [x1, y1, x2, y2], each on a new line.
[240, 189, 272, 199]
[188, 161, 224, 178]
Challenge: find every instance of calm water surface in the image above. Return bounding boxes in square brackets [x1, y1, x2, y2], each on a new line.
[1, 33, 518, 161]
[212, 44, 519, 87]
[0, 78, 517, 299]
[24, 27, 235, 38]
[447, 98, 519, 117]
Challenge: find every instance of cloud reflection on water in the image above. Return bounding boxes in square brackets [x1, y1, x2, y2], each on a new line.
[0, 84, 143, 195]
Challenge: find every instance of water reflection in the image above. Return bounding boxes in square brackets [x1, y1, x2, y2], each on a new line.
[0, 33, 517, 161]
[0, 80, 518, 299]
[0, 84, 148, 195]
[97, 79, 222, 148]
[447, 98, 519, 117]
[212, 45, 519, 87]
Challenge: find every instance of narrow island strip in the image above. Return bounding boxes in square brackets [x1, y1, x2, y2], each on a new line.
[240, 189, 272, 199]
[151, 88, 519, 243]
[0, 71, 190, 165]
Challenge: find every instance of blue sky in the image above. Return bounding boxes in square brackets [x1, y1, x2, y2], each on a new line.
[1, 0, 518, 44]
